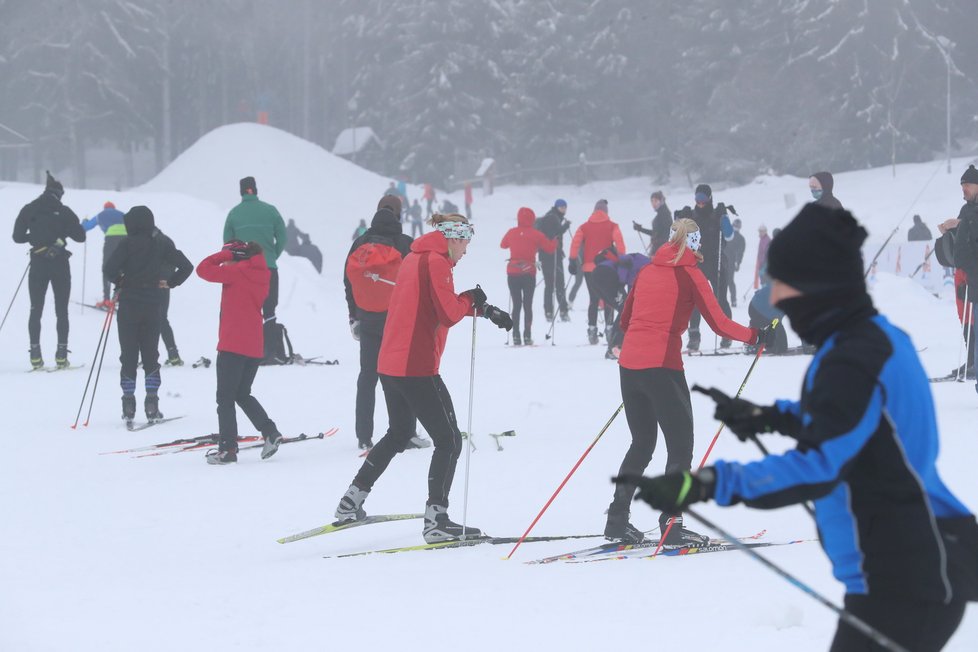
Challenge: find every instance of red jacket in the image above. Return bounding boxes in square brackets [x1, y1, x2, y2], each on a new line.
[618, 242, 757, 371]
[377, 231, 474, 377]
[569, 211, 626, 272]
[196, 250, 270, 358]
[500, 208, 556, 275]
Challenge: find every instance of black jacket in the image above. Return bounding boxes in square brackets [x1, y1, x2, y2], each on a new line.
[636, 204, 673, 252]
[12, 190, 85, 256]
[693, 202, 730, 282]
[103, 207, 193, 304]
[534, 207, 571, 258]
[908, 222, 933, 242]
[727, 230, 746, 269]
[952, 202, 978, 282]
[812, 172, 844, 210]
[344, 208, 413, 319]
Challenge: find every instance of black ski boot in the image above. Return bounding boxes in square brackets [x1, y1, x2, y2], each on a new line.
[559, 309, 570, 322]
[523, 331, 533, 346]
[206, 443, 238, 465]
[405, 434, 432, 449]
[686, 329, 701, 352]
[545, 310, 554, 323]
[144, 395, 164, 423]
[261, 424, 283, 460]
[604, 511, 644, 544]
[165, 348, 184, 366]
[358, 439, 373, 451]
[55, 343, 69, 369]
[720, 338, 732, 349]
[121, 395, 136, 426]
[587, 326, 599, 345]
[334, 485, 369, 523]
[29, 344, 43, 370]
[423, 504, 482, 543]
[512, 332, 522, 346]
[659, 514, 710, 546]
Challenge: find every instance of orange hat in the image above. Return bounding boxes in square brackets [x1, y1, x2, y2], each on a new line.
[104, 201, 115, 209]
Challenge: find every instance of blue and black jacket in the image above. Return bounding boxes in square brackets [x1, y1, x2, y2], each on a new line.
[713, 305, 973, 602]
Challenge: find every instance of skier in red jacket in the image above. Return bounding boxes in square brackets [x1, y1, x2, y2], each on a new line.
[500, 207, 557, 345]
[333, 213, 514, 542]
[604, 218, 758, 544]
[568, 199, 626, 344]
[196, 241, 284, 465]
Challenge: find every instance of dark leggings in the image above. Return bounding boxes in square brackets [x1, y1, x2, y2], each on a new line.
[101, 236, 123, 301]
[28, 255, 70, 346]
[117, 300, 162, 395]
[355, 375, 462, 507]
[609, 366, 694, 515]
[508, 274, 535, 336]
[216, 351, 274, 448]
[584, 271, 615, 328]
[829, 594, 965, 652]
[160, 289, 178, 354]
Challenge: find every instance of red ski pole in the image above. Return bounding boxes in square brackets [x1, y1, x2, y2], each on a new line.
[505, 403, 624, 560]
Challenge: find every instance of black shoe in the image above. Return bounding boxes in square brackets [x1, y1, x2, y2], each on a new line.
[206, 448, 237, 465]
[659, 515, 710, 546]
[358, 439, 373, 451]
[523, 334, 533, 346]
[144, 395, 163, 422]
[29, 345, 43, 370]
[604, 512, 644, 544]
[165, 349, 184, 366]
[720, 338, 732, 349]
[559, 309, 570, 322]
[512, 332, 522, 346]
[334, 485, 369, 522]
[686, 330, 701, 352]
[261, 430, 282, 460]
[121, 395, 136, 421]
[545, 310, 554, 323]
[55, 343, 69, 369]
[423, 504, 483, 542]
[587, 326, 599, 345]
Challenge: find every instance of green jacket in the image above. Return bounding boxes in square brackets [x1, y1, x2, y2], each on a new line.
[223, 195, 287, 269]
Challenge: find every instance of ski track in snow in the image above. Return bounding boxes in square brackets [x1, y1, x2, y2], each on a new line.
[0, 124, 975, 650]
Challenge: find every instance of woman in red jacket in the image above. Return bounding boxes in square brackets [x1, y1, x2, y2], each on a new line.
[568, 199, 626, 344]
[500, 207, 556, 345]
[196, 241, 284, 465]
[605, 218, 758, 544]
[333, 214, 513, 543]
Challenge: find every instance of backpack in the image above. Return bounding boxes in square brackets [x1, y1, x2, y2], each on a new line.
[262, 321, 294, 365]
[346, 240, 402, 312]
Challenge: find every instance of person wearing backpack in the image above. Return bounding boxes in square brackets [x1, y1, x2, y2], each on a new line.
[499, 207, 556, 345]
[345, 194, 427, 451]
[568, 199, 626, 344]
[223, 176, 287, 364]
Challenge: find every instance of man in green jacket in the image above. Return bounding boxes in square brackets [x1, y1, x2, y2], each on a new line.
[223, 176, 287, 362]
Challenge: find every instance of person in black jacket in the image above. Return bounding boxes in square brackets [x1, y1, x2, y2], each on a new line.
[939, 165, 978, 388]
[103, 206, 193, 426]
[344, 194, 426, 450]
[11, 171, 86, 369]
[632, 190, 672, 254]
[809, 171, 844, 209]
[907, 214, 933, 242]
[534, 199, 572, 322]
[726, 218, 746, 308]
[685, 184, 734, 351]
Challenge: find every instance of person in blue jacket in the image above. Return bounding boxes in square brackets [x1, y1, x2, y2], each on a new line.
[616, 203, 977, 652]
[82, 201, 126, 309]
[591, 249, 650, 359]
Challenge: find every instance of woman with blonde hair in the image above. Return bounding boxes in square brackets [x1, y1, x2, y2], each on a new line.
[604, 218, 758, 544]
[332, 212, 514, 543]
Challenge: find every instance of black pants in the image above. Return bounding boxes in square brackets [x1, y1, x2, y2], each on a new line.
[262, 268, 279, 358]
[216, 351, 274, 449]
[610, 367, 694, 515]
[540, 252, 567, 316]
[689, 262, 731, 336]
[568, 265, 585, 304]
[508, 274, 535, 337]
[160, 289, 178, 355]
[592, 266, 624, 346]
[28, 255, 71, 346]
[101, 236, 123, 301]
[117, 300, 162, 395]
[355, 375, 462, 507]
[584, 271, 615, 328]
[356, 310, 386, 444]
[410, 222, 423, 238]
[829, 594, 965, 652]
[724, 257, 737, 306]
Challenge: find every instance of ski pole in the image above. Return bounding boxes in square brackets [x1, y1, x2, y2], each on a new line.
[461, 311, 477, 537]
[636, 229, 648, 255]
[505, 293, 512, 345]
[83, 296, 117, 427]
[653, 327, 771, 556]
[0, 258, 29, 336]
[954, 286, 969, 382]
[71, 295, 115, 429]
[959, 298, 973, 383]
[505, 402, 624, 559]
[550, 251, 558, 345]
[81, 238, 87, 314]
[685, 508, 910, 652]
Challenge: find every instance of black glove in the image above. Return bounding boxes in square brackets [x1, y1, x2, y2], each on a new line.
[632, 221, 643, 232]
[613, 469, 715, 513]
[463, 286, 487, 309]
[481, 304, 513, 331]
[568, 259, 579, 275]
[692, 385, 800, 441]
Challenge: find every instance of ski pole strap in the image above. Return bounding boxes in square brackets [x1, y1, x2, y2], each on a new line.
[686, 509, 910, 652]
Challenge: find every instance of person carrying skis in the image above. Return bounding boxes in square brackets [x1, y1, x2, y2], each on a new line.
[196, 240, 285, 464]
[103, 206, 193, 426]
[568, 199, 626, 345]
[12, 171, 86, 370]
[345, 194, 428, 451]
[685, 184, 734, 351]
[223, 176, 287, 364]
[633, 190, 672, 254]
[591, 249, 650, 360]
[82, 200, 126, 310]
[617, 204, 978, 651]
[604, 217, 758, 544]
[500, 207, 556, 345]
[809, 171, 844, 209]
[333, 213, 514, 543]
[535, 199, 572, 323]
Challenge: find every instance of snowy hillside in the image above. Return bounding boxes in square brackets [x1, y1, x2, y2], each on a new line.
[1, 125, 975, 651]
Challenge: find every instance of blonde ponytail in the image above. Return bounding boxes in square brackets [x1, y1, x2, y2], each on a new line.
[670, 217, 703, 264]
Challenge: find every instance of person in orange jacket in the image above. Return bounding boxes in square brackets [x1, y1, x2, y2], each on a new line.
[500, 207, 556, 345]
[569, 199, 626, 344]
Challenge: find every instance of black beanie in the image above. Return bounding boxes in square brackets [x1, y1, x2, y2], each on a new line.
[766, 203, 867, 294]
[45, 170, 64, 199]
[694, 184, 712, 198]
[594, 199, 608, 213]
[240, 176, 257, 195]
[961, 165, 978, 185]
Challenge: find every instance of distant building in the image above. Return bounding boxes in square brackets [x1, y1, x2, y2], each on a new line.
[332, 127, 385, 173]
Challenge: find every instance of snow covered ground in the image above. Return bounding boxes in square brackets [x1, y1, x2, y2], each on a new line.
[1, 124, 976, 650]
